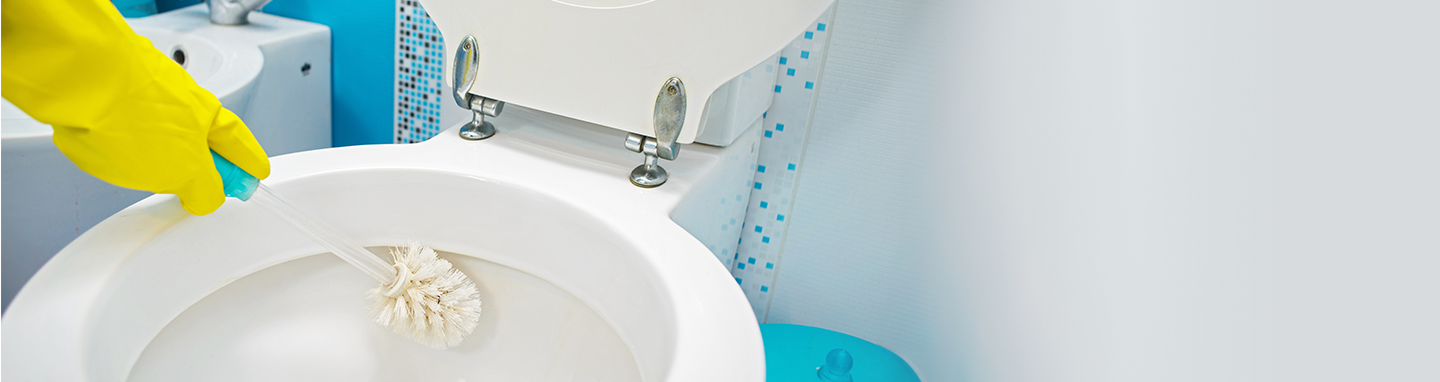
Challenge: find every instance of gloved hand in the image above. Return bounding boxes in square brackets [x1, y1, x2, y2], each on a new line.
[2, 0, 269, 215]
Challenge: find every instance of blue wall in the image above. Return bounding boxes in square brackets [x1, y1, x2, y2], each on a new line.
[158, 0, 394, 147]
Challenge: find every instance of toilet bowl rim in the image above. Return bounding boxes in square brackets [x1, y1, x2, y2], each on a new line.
[2, 141, 764, 381]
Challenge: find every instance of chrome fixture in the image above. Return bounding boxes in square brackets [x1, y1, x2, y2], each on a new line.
[627, 77, 686, 188]
[207, 0, 269, 25]
[452, 35, 504, 140]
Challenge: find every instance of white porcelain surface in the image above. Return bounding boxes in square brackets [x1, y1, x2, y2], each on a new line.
[0, 7, 331, 310]
[693, 51, 782, 147]
[128, 25, 264, 117]
[3, 106, 765, 381]
[128, 245, 643, 381]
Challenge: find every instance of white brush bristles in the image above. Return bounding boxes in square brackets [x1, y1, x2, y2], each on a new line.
[366, 241, 482, 349]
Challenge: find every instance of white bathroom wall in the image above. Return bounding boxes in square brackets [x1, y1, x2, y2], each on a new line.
[728, 8, 837, 319]
[768, 1, 1440, 382]
[759, 0, 945, 375]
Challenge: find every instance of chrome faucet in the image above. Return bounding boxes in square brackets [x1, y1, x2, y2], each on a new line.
[207, 0, 269, 25]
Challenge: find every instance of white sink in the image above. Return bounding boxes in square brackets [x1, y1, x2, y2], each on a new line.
[124, 4, 332, 157]
[126, 25, 264, 117]
[0, 5, 331, 311]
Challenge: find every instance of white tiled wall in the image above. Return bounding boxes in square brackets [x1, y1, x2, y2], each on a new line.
[761, 0, 943, 378]
[726, 9, 837, 320]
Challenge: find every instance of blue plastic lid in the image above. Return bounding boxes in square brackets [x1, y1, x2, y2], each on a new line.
[760, 324, 921, 382]
[110, 0, 156, 18]
[211, 150, 259, 201]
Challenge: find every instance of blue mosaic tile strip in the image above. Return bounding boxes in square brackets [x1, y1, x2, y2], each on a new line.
[729, 8, 836, 320]
[395, 0, 445, 143]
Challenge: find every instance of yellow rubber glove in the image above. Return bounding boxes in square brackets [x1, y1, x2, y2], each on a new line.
[2, 0, 270, 215]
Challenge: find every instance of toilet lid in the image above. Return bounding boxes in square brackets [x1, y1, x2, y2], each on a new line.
[419, 0, 832, 144]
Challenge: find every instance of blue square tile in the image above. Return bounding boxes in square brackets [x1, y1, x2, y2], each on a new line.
[760, 201, 769, 208]
[754, 182, 763, 190]
[766, 262, 774, 269]
[774, 85, 782, 93]
[779, 57, 788, 65]
[765, 130, 773, 138]
[736, 278, 743, 284]
[755, 226, 763, 233]
[757, 165, 767, 173]
[788, 163, 797, 170]
[748, 257, 756, 264]
[762, 236, 770, 243]
[801, 51, 810, 59]
[776, 123, 785, 131]
[805, 81, 815, 89]
[804, 31, 814, 39]
[786, 68, 796, 76]
[761, 285, 769, 292]
[738, 262, 746, 269]
[777, 214, 786, 221]
[818, 23, 827, 31]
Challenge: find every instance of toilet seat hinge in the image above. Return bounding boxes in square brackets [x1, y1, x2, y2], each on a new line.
[452, 35, 504, 141]
[459, 95, 503, 141]
[627, 77, 686, 188]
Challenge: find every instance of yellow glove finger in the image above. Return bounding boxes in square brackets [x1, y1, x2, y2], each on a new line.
[206, 105, 270, 180]
[169, 159, 228, 215]
[51, 121, 226, 216]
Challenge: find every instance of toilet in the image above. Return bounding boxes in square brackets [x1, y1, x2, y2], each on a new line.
[2, 1, 832, 381]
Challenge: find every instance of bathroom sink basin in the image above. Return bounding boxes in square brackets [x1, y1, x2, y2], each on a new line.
[125, 4, 331, 154]
[0, 22, 265, 136]
[1, 13, 271, 124]
[126, 25, 264, 116]
[0, 6, 330, 312]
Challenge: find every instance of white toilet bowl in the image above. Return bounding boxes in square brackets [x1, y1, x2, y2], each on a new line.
[2, 106, 766, 381]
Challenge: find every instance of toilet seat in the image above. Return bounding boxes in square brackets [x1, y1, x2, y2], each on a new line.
[1, 107, 766, 381]
[425, 0, 831, 144]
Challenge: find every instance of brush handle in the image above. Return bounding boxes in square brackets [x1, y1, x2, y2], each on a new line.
[249, 184, 396, 283]
[212, 150, 395, 283]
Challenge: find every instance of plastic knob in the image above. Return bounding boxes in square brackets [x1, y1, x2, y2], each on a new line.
[817, 348, 854, 382]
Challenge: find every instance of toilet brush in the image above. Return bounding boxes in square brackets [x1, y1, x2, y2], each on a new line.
[212, 151, 481, 349]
